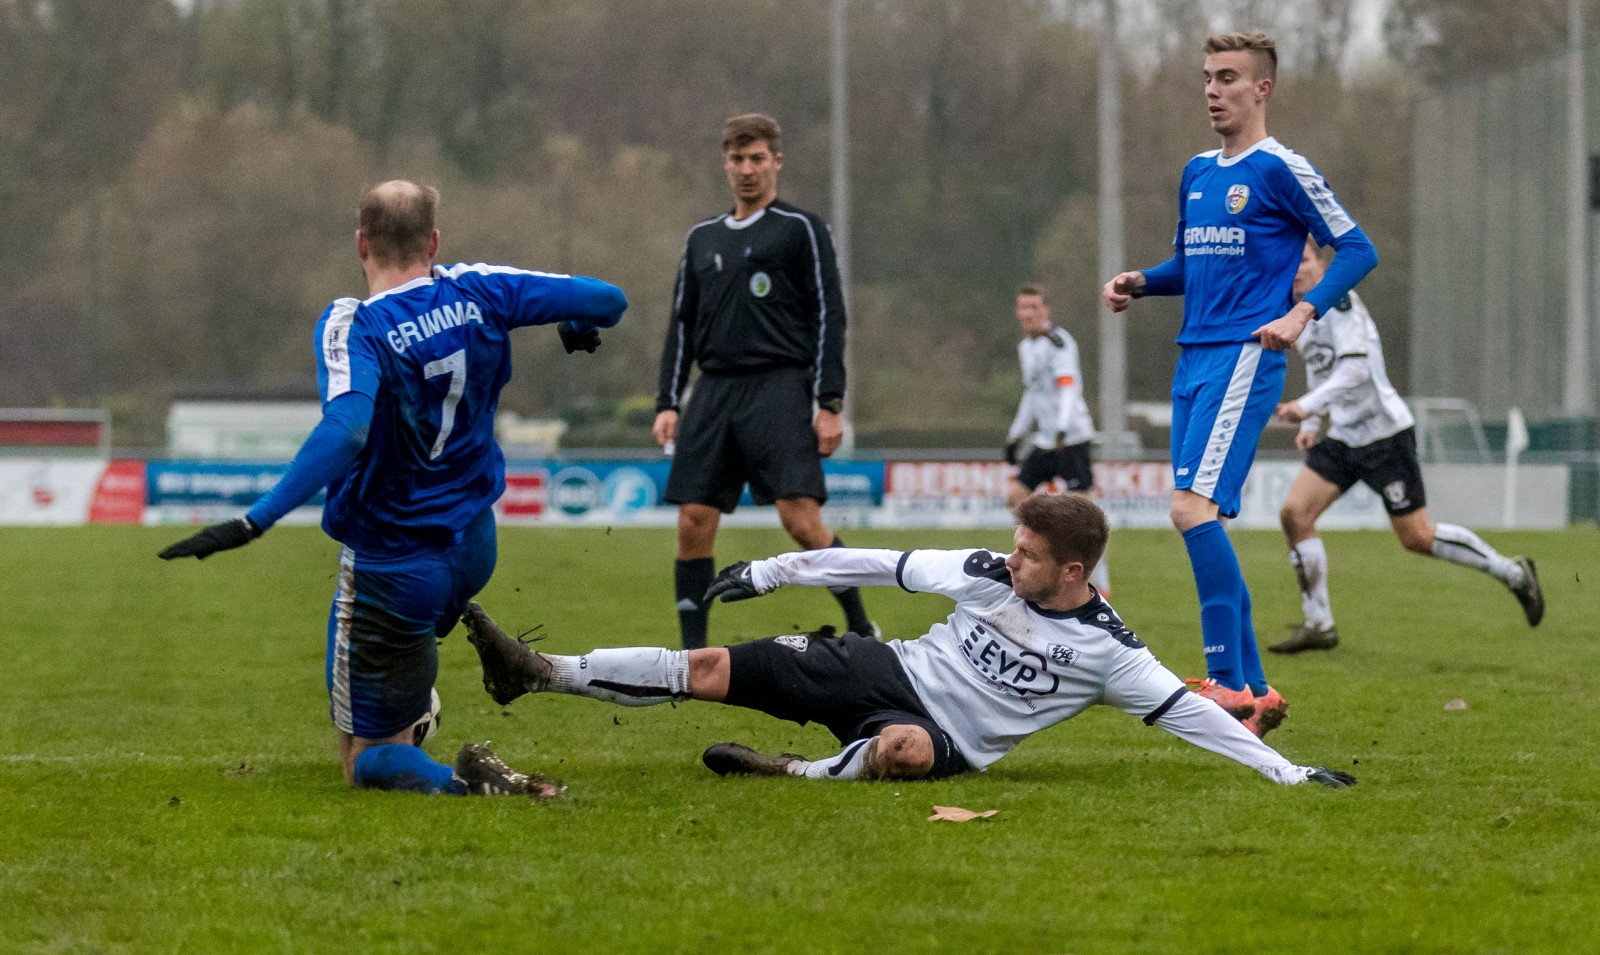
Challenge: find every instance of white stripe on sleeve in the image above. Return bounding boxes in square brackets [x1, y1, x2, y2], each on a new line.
[321, 298, 361, 401]
[1264, 141, 1356, 239]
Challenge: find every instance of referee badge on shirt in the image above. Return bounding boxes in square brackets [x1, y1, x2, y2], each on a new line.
[1226, 184, 1250, 214]
[749, 271, 772, 297]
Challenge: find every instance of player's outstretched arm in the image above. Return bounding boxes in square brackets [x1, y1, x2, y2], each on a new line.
[159, 392, 374, 562]
[707, 548, 907, 603]
[1148, 691, 1357, 788]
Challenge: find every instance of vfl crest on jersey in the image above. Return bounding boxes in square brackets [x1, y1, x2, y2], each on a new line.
[1047, 644, 1079, 667]
[1226, 184, 1250, 214]
[749, 271, 772, 297]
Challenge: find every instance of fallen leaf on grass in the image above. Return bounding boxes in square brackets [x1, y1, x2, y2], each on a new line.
[928, 805, 998, 822]
[1444, 699, 1468, 711]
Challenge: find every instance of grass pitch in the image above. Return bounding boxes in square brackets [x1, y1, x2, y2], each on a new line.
[2, 523, 1596, 954]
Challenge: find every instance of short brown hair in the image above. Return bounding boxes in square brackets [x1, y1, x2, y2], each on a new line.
[1203, 31, 1277, 82]
[1017, 283, 1048, 302]
[722, 113, 782, 154]
[359, 180, 440, 266]
[1015, 493, 1108, 572]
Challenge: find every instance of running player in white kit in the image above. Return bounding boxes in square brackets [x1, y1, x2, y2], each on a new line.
[1273, 239, 1544, 652]
[1003, 284, 1110, 594]
[461, 494, 1354, 788]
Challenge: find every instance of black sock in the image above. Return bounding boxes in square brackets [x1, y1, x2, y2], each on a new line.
[675, 557, 714, 650]
[827, 536, 873, 635]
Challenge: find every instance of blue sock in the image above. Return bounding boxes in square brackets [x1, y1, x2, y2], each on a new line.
[1238, 586, 1269, 697]
[1181, 521, 1246, 692]
[353, 744, 466, 795]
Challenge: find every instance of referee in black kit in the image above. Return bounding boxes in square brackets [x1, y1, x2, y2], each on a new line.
[652, 113, 871, 650]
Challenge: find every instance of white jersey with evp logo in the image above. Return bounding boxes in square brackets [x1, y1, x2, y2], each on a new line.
[1292, 290, 1413, 448]
[1007, 325, 1096, 449]
[750, 547, 1188, 770]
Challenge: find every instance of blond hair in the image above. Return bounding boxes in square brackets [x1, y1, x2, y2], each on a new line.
[1203, 32, 1277, 82]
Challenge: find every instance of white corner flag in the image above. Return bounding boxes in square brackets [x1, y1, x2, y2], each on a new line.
[1503, 407, 1529, 528]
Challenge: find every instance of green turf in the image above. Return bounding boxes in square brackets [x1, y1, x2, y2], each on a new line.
[2, 524, 1596, 953]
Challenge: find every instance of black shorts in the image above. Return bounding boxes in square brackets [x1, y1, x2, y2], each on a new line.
[665, 367, 826, 513]
[1016, 442, 1094, 492]
[723, 632, 971, 779]
[1305, 426, 1427, 517]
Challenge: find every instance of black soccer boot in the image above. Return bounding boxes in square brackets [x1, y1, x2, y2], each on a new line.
[461, 602, 553, 705]
[1268, 623, 1340, 654]
[454, 742, 566, 799]
[702, 742, 805, 778]
[1510, 557, 1545, 627]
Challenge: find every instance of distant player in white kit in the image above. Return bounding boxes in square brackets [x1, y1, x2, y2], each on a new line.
[1003, 284, 1110, 594]
[460, 494, 1354, 788]
[1273, 240, 1545, 651]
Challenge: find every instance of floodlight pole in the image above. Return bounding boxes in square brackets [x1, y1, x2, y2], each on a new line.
[830, 0, 856, 452]
[1565, 0, 1593, 415]
[1097, 0, 1128, 451]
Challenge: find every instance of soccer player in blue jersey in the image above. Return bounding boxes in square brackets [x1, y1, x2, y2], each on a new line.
[160, 180, 627, 796]
[1101, 32, 1378, 737]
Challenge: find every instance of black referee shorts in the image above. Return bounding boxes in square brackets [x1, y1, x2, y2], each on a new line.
[723, 632, 970, 779]
[1305, 426, 1427, 517]
[666, 366, 827, 513]
[1016, 441, 1094, 492]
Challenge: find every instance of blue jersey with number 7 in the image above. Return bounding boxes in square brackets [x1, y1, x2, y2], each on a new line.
[315, 263, 625, 552]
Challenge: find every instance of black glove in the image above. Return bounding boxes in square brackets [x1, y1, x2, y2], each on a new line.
[158, 517, 262, 560]
[1306, 767, 1357, 789]
[1004, 440, 1021, 466]
[704, 561, 765, 603]
[558, 322, 602, 354]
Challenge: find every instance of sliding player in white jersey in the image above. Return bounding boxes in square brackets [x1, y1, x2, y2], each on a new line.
[1003, 284, 1110, 594]
[461, 494, 1354, 788]
[1272, 239, 1544, 652]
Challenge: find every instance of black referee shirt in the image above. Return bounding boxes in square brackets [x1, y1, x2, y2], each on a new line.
[656, 199, 847, 411]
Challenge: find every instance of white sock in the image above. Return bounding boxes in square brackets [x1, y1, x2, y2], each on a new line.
[544, 647, 690, 707]
[1090, 555, 1111, 595]
[795, 738, 873, 780]
[1431, 524, 1522, 587]
[1288, 538, 1334, 629]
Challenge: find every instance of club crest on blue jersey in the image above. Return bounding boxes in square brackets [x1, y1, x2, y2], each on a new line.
[749, 271, 772, 297]
[1226, 184, 1250, 214]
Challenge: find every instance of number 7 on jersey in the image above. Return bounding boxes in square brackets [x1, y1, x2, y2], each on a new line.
[423, 349, 467, 459]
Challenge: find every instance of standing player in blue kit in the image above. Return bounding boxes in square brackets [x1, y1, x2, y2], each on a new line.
[1102, 32, 1378, 736]
[160, 180, 627, 797]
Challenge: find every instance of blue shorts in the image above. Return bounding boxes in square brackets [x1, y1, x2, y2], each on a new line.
[1170, 343, 1286, 518]
[325, 508, 497, 740]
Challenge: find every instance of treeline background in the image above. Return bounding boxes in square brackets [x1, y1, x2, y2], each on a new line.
[0, 0, 1570, 448]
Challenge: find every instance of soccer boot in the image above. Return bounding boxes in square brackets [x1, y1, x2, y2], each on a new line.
[1268, 624, 1340, 654]
[702, 742, 805, 778]
[1241, 685, 1289, 739]
[1185, 678, 1257, 721]
[1306, 767, 1357, 788]
[454, 742, 566, 800]
[1510, 557, 1545, 627]
[461, 602, 552, 705]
